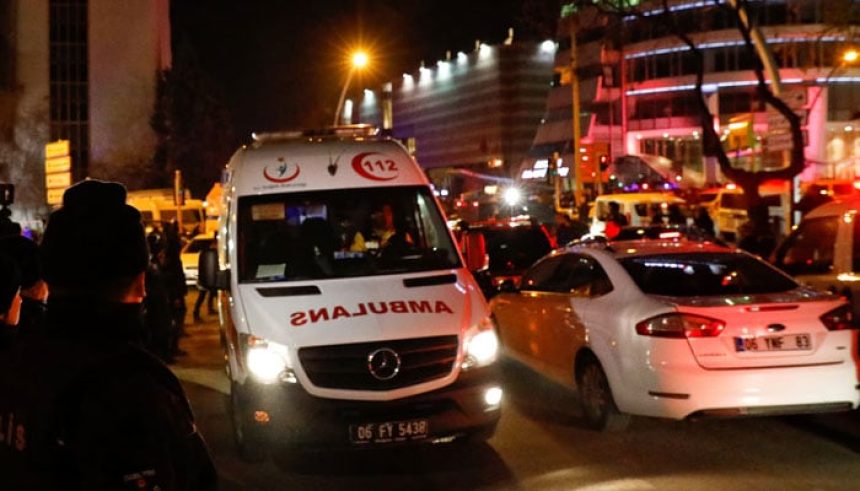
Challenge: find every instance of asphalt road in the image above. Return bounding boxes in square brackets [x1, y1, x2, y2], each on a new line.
[173, 304, 860, 491]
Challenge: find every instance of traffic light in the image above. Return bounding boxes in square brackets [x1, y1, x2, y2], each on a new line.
[598, 154, 609, 171]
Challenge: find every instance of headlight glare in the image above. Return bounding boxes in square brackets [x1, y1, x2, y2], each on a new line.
[462, 318, 499, 370]
[243, 335, 294, 384]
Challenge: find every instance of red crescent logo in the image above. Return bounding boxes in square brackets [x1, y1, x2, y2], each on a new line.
[351, 152, 398, 181]
[263, 163, 301, 183]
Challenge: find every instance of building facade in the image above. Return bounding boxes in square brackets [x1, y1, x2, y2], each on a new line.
[525, 0, 860, 198]
[0, 0, 170, 222]
[359, 39, 555, 203]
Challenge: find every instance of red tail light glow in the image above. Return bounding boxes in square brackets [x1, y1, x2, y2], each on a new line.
[636, 313, 726, 339]
[820, 305, 856, 331]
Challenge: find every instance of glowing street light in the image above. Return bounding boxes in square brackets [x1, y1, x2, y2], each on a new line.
[503, 187, 522, 206]
[352, 51, 368, 69]
[333, 50, 370, 126]
[843, 49, 859, 64]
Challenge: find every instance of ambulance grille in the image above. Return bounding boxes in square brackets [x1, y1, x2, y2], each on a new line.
[298, 335, 459, 391]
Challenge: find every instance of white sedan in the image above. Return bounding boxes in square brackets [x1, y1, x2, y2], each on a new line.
[490, 239, 859, 430]
[180, 232, 215, 286]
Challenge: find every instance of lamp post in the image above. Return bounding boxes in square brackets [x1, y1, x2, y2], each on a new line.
[333, 51, 368, 126]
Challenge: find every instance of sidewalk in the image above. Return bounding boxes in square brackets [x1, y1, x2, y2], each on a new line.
[172, 304, 230, 395]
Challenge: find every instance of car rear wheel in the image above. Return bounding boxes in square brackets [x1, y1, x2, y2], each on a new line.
[229, 381, 269, 462]
[576, 357, 631, 432]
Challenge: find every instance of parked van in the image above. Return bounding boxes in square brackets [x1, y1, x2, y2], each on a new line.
[698, 183, 786, 241]
[590, 192, 685, 236]
[155, 198, 205, 236]
[127, 188, 205, 237]
[772, 195, 860, 320]
[199, 126, 501, 461]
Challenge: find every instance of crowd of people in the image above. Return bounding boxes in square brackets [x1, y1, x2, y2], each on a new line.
[143, 222, 191, 363]
[0, 180, 216, 489]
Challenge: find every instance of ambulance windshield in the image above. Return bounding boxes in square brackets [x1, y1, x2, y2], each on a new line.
[237, 186, 461, 282]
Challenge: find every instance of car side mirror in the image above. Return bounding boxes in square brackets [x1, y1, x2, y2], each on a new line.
[199, 249, 230, 290]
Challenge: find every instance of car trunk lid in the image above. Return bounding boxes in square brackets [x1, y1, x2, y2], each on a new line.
[658, 291, 849, 369]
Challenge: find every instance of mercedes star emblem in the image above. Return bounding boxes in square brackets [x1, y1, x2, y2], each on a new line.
[367, 347, 402, 381]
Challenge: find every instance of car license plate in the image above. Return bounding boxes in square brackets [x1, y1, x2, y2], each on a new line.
[734, 333, 812, 352]
[349, 419, 429, 445]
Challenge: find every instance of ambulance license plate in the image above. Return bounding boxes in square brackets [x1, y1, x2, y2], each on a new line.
[349, 419, 429, 445]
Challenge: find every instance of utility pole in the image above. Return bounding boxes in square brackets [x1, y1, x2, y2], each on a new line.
[569, 17, 583, 211]
[620, 44, 628, 176]
[174, 169, 184, 234]
[729, 0, 794, 233]
[381, 82, 393, 136]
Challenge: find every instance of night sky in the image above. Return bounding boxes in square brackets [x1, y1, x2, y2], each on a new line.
[170, 0, 558, 141]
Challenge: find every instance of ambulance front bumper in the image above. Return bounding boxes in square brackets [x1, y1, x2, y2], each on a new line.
[235, 366, 501, 450]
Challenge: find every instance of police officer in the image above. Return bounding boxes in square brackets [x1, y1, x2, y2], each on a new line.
[0, 180, 216, 489]
[0, 253, 21, 335]
[0, 234, 48, 332]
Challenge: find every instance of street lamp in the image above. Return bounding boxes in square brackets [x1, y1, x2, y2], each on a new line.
[843, 49, 859, 64]
[333, 50, 369, 126]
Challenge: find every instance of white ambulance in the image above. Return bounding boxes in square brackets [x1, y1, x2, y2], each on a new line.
[199, 126, 501, 461]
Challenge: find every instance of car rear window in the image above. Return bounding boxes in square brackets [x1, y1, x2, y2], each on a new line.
[619, 253, 797, 297]
[720, 193, 781, 210]
[774, 216, 838, 276]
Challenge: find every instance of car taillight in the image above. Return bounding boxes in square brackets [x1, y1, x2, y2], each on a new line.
[636, 313, 726, 338]
[820, 305, 856, 331]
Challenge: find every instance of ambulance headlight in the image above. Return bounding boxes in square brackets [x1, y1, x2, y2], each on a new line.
[243, 335, 296, 384]
[462, 317, 499, 370]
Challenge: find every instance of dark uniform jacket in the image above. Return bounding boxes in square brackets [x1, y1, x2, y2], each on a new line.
[0, 299, 217, 490]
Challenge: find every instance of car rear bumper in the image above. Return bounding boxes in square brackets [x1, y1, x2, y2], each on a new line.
[184, 270, 198, 286]
[619, 360, 860, 420]
[234, 365, 501, 450]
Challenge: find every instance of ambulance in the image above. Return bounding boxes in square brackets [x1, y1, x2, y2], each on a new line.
[199, 126, 501, 461]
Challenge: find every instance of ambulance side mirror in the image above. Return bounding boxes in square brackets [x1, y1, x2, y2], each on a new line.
[462, 231, 489, 272]
[199, 249, 230, 290]
[497, 279, 518, 294]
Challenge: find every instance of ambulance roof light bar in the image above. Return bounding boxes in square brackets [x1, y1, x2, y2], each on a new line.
[252, 124, 380, 144]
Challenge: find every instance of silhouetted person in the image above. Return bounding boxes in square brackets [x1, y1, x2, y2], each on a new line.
[554, 213, 578, 247]
[650, 203, 666, 225]
[0, 206, 21, 238]
[162, 222, 188, 357]
[144, 232, 174, 363]
[0, 253, 21, 339]
[693, 206, 716, 237]
[605, 201, 628, 239]
[667, 204, 686, 226]
[738, 203, 777, 258]
[0, 180, 216, 489]
[0, 235, 47, 332]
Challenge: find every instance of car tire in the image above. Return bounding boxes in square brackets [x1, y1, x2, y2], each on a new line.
[229, 381, 269, 462]
[576, 357, 631, 432]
